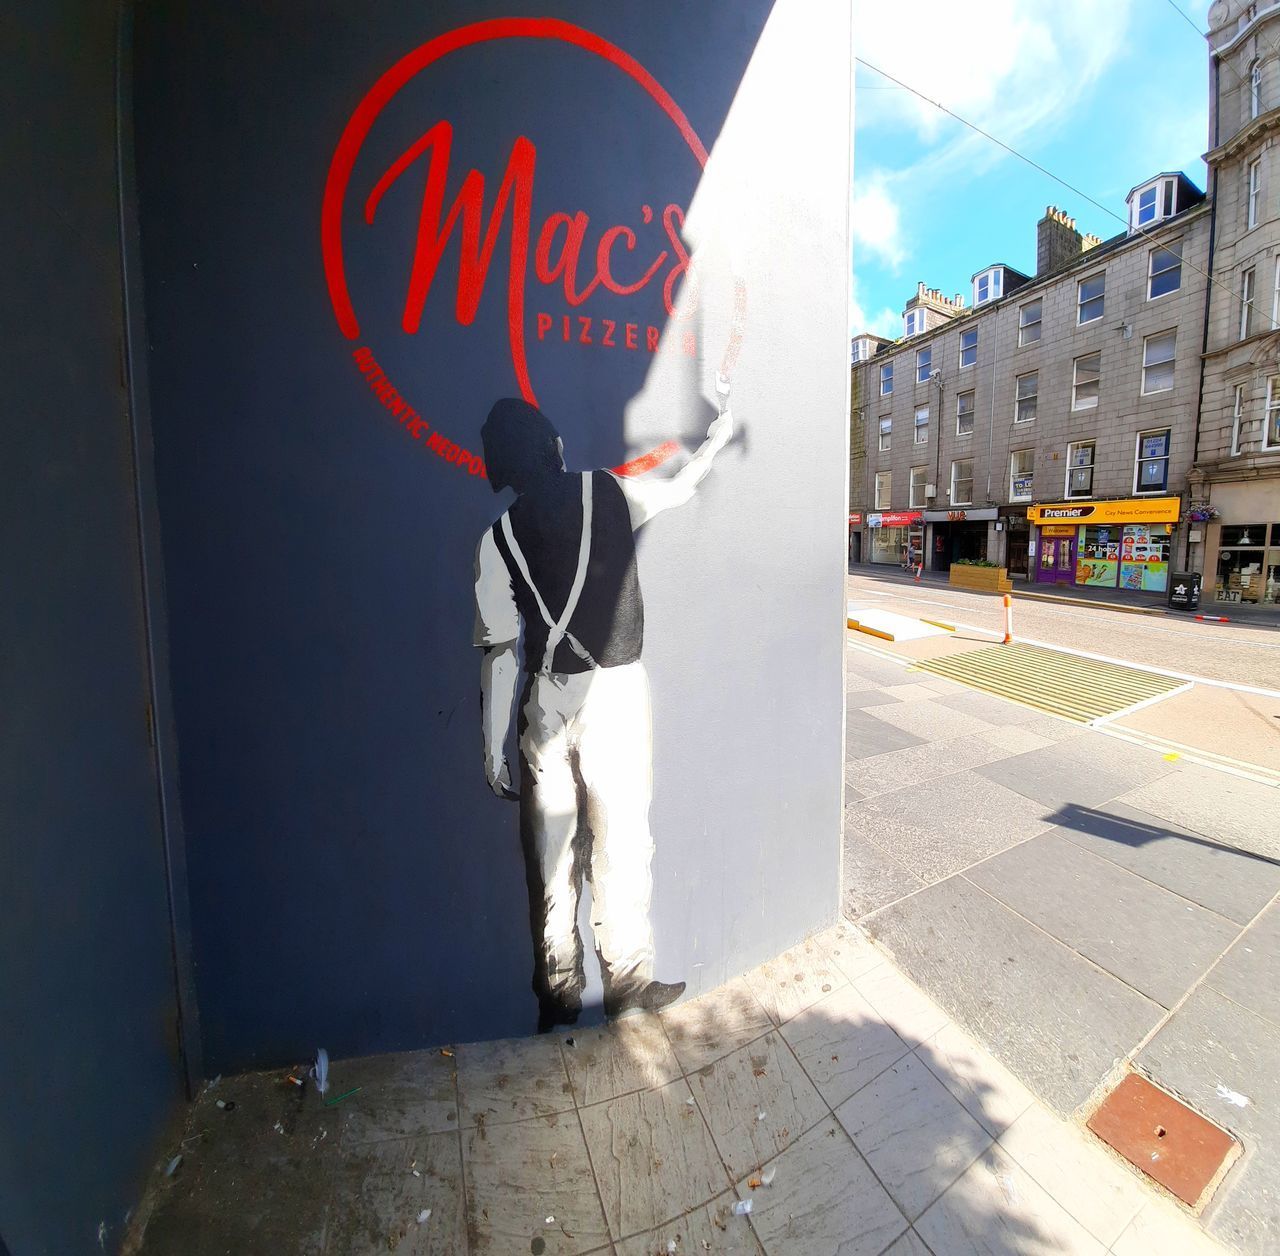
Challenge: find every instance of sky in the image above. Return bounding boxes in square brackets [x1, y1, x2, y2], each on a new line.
[853, 0, 1214, 339]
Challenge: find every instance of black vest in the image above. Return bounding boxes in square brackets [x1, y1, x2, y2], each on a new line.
[493, 471, 644, 674]
[493, 470, 644, 673]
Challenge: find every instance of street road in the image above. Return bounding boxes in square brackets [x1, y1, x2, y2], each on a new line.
[847, 568, 1280, 691]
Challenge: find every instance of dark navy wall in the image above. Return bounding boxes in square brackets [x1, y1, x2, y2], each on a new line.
[133, 0, 852, 1073]
[0, 3, 186, 1253]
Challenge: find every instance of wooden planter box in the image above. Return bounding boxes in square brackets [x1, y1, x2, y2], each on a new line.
[949, 564, 1013, 593]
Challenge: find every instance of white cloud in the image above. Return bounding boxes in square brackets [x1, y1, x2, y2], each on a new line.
[852, 175, 905, 269]
[851, 277, 900, 339]
[856, 0, 1134, 188]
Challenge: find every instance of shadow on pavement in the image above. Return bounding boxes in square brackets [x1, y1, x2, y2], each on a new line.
[123, 930, 1121, 1254]
[1047, 802, 1280, 869]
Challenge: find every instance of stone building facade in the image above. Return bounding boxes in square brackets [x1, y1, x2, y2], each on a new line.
[1193, 0, 1280, 605]
[851, 195, 1211, 597]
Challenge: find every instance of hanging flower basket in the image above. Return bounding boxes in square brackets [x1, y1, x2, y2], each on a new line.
[1187, 503, 1220, 522]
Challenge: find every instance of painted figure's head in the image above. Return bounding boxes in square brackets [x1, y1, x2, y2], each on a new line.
[481, 398, 564, 493]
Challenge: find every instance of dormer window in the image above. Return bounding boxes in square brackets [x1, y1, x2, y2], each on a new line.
[1128, 177, 1179, 233]
[972, 267, 1003, 306]
[904, 309, 921, 337]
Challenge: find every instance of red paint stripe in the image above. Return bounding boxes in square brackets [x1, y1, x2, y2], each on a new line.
[613, 440, 681, 477]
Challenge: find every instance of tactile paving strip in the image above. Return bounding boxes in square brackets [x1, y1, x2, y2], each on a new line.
[911, 642, 1189, 724]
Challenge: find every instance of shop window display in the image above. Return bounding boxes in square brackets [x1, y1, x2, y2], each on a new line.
[1076, 525, 1121, 587]
[1216, 523, 1280, 604]
[1119, 524, 1170, 592]
[1075, 523, 1171, 592]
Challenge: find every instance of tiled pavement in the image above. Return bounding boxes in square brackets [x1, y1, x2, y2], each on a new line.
[133, 926, 1220, 1255]
[842, 640, 1280, 1255]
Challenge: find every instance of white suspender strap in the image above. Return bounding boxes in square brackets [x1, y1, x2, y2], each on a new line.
[499, 474, 596, 674]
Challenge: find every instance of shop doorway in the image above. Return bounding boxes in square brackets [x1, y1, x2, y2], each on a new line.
[932, 521, 988, 572]
[849, 530, 861, 564]
[1037, 533, 1076, 583]
[1006, 526, 1029, 579]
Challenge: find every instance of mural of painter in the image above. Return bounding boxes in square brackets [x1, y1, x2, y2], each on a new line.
[474, 374, 734, 1032]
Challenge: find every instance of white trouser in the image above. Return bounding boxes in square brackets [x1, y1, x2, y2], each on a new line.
[519, 660, 655, 1004]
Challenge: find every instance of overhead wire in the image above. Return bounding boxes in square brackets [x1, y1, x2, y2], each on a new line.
[854, 55, 1248, 314]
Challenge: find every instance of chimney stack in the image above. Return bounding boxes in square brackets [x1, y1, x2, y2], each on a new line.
[1037, 205, 1084, 276]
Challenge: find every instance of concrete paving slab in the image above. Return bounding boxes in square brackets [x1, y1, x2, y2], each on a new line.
[840, 823, 926, 918]
[866, 877, 1164, 1115]
[734, 1117, 907, 1256]
[997, 1101, 1149, 1247]
[916, 1022, 1036, 1138]
[849, 772, 1055, 883]
[846, 687, 902, 709]
[780, 984, 911, 1108]
[688, 1031, 828, 1180]
[977, 725, 1056, 755]
[1041, 800, 1280, 925]
[845, 705, 929, 760]
[579, 1075, 728, 1240]
[1135, 986, 1280, 1255]
[863, 698, 1002, 745]
[1055, 728, 1177, 783]
[915, 1143, 1106, 1256]
[845, 648, 917, 687]
[1120, 764, 1280, 861]
[834, 1053, 993, 1221]
[974, 742, 1140, 812]
[848, 735, 1015, 799]
[1207, 899, 1280, 1027]
[966, 831, 1241, 1008]
[933, 688, 1059, 727]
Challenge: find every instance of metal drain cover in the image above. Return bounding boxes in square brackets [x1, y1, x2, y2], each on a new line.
[1087, 1073, 1238, 1209]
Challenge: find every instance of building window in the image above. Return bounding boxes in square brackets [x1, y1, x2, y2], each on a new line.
[1141, 331, 1176, 395]
[909, 465, 928, 507]
[1136, 185, 1159, 227]
[1232, 384, 1245, 455]
[914, 405, 929, 444]
[1015, 371, 1038, 423]
[1272, 256, 1280, 329]
[1241, 266, 1257, 338]
[1135, 429, 1171, 492]
[1018, 299, 1042, 346]
[851, 339, 865, 364]
[904, 309, 920, 337]
[959, 327, 977, 368]
[1072, 352, 1101, 410]
[875, 470, 892, 509]
[1149, 244, 1182, 299]
[1251, 60, 1262, 119]
[880, 362, 893, 395]
[950, 459, 974, 505]
[956, 391, 975, 436]
[1078, 273, 1105, 324]
[1129, 177, 1179, 232]
[1266, 377, 1280, 449]
[1249, 159, 1262, 229]
[973, 267, 1003, 306]
[1009, 448, 1034, 502]
[1066, 440, 1096, 498]
[878, 416, 892, 451]
[916, 345, 932, 384]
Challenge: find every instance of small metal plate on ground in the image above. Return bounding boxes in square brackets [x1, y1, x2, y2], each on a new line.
[1088, 1073, 1238, 1209]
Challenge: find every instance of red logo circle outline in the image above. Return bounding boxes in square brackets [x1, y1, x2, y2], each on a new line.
[321, 16, 710, 409]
